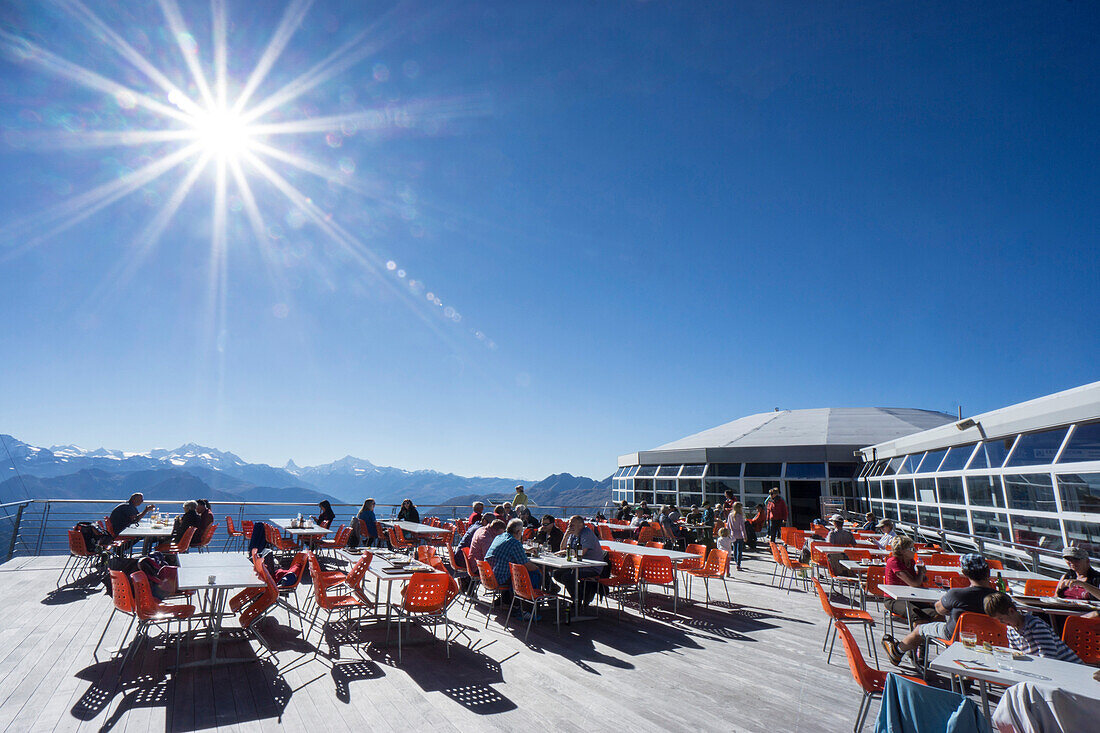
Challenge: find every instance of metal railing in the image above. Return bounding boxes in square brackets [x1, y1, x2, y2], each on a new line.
[0, 498, 615, 561]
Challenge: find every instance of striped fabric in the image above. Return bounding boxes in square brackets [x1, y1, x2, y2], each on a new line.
[1007, 613, 1082, 663]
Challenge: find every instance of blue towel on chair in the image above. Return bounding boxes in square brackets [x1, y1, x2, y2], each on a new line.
[875, 673, 991, 733]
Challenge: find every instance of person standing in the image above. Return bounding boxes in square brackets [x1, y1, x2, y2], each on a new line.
[721, 489, 736, 519]
[512, 485, 529, 507]
[765, 487, 787, 544]
[747, 503, 765, 551]
[725, 501, 747, 571]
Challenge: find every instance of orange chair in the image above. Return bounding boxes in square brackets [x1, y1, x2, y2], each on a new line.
[316, 525, 351, 558]
[1023, 578, 1059, 597]
[264, 523, 300, 554]
[129, 570, 195, 671]
[676, 543, 707, 574]
[1062, 615, 1100, 665]
[813, 578, 878, 666]
[508, 563, 565, 639]
[622, 539, 638, 546]
[191, 523, 217, 552]
[863, 564, 905, 635]
[304, 551, 365, 656]
[597, 551, 638, 616]
[597, 524, 614, 542]
[835, 620, 926, 731]
[58, 529, 97, 587]
[924, 572, 967, 590]
[391, 572, 454, 661]
[638, 555, 678, 615]
[950, 612, 1010, 647]
[342, 552, 375, 608]
[773, 543, 811, 593]
[843, 548, 872, 563]
[388, 527, 416, 552]
[237, 557, 281, 661]
[416, 545, 438, 564]
[157, 526, 196, 555]
[986, 558, 1003, 570]
[636, 526, 657, 545]
[223, 516, 246, 550]
[686, 549, 731, 607]
[241, 520, 255, 543]
[274, 551, 311, 627]
[645, 541, 665, 549]
[93, 569, 139, 661]
[474, 559, 508, 627]
[521, 527, 535, 541]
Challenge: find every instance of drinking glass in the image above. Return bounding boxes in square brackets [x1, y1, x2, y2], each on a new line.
[992, 647, 1013, 670]
[960, 631, 977, 649]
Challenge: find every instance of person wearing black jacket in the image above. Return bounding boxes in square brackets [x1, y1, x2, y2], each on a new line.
[535, 515, 564, 551]
[315, 500, 336, 528]
[171, 501, 203, 543]
[397, 499, 420, 524]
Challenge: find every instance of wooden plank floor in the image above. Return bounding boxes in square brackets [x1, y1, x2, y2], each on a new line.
[0, 551, 878, 733]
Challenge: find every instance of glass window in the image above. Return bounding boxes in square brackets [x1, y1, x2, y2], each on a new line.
[883, 502, 900, 522]
[887, 456, 906, 474]
[678, 478, 702, 497]
[899, 503, 917, 525]
[896, 479, 915, 501]
[656, 465, 681, 477]
[936, 476, 966, 505]
[744, 479, 779, 507]
[680, 464, 705, 476]
[867, 480, 882, 499]
[972, 511, 1011, 542]
[636, 465, 658, 477]
[829, 463, 857, 479]
[1058, 422, 1100, 464]
[1063, 520, 1100, 555]
[1006, 428, 1068, 468]
[1010, 515, 1063, 551]
[745, 463, 781, 477]
[655, 480, 677, 506]
[917, 449, 948, 474]
[915, 478, 937, 504]
[966, 474, 1005, 508]
[939, 444, 977, 472]
[626, 465, 639, 477]
[870, 500, 884, 517]
[613, 467, 626, 478]
[1057, 474, 1100, 514]
[710, 463, 741, 477]
[1004, 474, 1058, 513]
[901, 453, 925, 475]
[941, 507, 969, 534]
[785, 463, 826, 479]
[969, 438, 1015, 470]
[881, 480, 897, 500]
[871, 460, 890, 476]
[634, 478, 654, 497]
[705, 479, 738, 503]
[858, 462, 874, 478]
[918, 504, 940, 529]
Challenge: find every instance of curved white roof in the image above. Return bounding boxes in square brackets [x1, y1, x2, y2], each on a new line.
[619, 407, 955, 466]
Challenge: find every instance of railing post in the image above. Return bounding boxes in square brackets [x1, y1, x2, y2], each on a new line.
[6, 503, 25, 562]
[1030, 549, 1040, 574]
[35, 501, 50, 556]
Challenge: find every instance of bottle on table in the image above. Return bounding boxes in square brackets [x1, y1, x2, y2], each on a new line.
[996, 572, 1006, 593]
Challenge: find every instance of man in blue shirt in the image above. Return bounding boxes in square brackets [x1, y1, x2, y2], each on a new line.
[486, 518, 542, 590]
[553, 515, 607, 608]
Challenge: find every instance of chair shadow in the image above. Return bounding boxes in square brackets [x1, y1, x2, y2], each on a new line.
[331, 660, 386, 703]
[42, 576, 103, 605]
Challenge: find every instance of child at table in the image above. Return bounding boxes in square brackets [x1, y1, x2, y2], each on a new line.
[716, 528, 734, 575]
[983, 592, 1081, 663]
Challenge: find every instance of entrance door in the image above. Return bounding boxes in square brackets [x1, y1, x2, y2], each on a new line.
[787, 481, 823, 529]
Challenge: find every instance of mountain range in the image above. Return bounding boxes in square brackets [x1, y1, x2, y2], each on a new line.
[0, 434, 613, 510]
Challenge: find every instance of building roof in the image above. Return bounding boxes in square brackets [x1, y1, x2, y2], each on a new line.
[619, 407, 955, 466]
[859, 380, 1100, 461]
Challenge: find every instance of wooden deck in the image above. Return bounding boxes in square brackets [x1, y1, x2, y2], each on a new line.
[0, 551, 873, 732]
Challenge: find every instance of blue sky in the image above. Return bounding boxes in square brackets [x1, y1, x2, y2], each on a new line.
[1, 1, 1098, 480]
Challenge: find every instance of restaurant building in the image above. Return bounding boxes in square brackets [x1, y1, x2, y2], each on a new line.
[614, 407, 954, 527]
[857, 380, 1100, 567]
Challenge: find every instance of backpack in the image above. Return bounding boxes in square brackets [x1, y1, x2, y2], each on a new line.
[75, 521, 111, 552]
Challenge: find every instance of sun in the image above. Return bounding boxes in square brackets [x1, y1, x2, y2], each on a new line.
[189, 104, 254, 160]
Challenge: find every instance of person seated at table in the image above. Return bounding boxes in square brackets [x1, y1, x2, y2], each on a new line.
[983, 592, 1082, 663]
[659, 505, 686, 548]
[882, 536, 934, 624]
[470, 519, 505, 565]
[169, 501, 203, 544]
[314, 500, 335, 528]
[875, 518, 898, 549]
[685, 505, 702, 524]
[196, 499, 214, 539]
[109, 492, 156, 538]
[468, 501, 485, 526]
[614, 500, 633, 522]
[502, 502, 517, 520]
[517, 505, 539, 530]
[486, 518, 543, 609]
[396, 499, 420, 524]
[554, 515, 607, 608]
[535, 514, 564, 551]
[825, 515, 856, 547]
[636, 501, 652, 519]
[352, 498, 379, 547]
[700, 502, 715, 529]
[493, 504, 507, 521]
[1057, 546, 1100, 600]
[861, 512, 877, 531]
[882, 553, 997, 666]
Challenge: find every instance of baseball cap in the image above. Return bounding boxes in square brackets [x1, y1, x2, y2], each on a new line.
[877, 519, 893, 528]
[1062, 546, 1088, 561]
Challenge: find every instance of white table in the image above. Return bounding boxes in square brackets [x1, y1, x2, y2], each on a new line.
[880, 584, 943, 603]
[380, 520, 451, 536]
[118, 522, 174, 538]
[528, 553, 606, 621]
[599, 541, 698, 561]
[930, 641, 1100, 718]
[176, 553, 264, 668]
[269, 518, 332, 537]
[922, 565, 1050, 583]
[335, 548, 443, 623]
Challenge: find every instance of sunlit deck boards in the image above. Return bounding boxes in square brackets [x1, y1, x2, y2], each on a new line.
[0, 553, 863, 732]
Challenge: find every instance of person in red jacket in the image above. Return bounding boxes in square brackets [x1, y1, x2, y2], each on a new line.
[765, 487, 788, 543]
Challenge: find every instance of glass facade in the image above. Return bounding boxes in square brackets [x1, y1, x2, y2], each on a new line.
[612, 460, 864, 515]
[857, 417, 1100, 557]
